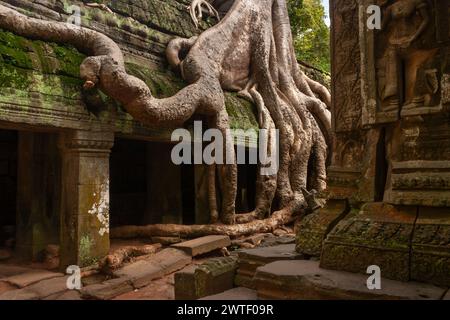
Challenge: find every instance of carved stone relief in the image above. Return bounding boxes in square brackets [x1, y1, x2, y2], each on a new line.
[361, 0, 450, 124]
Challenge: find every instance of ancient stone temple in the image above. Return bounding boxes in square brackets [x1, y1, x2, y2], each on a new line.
[0, 0, 262, 268]
[297, 0, 450, 287]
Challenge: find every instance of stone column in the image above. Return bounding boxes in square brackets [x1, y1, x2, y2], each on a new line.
[58, 130, 114, 268]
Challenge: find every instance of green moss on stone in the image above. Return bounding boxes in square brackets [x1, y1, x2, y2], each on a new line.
[79, 235, 97, 267]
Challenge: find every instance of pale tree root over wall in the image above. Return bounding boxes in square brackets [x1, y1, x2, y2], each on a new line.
[0, 0, 331, 238]
[111, 207, 299, 239]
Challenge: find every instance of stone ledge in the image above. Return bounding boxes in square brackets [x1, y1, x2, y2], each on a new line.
[254, 260, 446, 300]
[235, 244, 304, 289]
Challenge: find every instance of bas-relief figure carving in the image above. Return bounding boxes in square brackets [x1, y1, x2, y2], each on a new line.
[374, 0, 448, 118]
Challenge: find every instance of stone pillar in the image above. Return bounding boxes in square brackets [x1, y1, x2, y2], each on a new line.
[58, 130, 114, 268]
[16, 132, 61, 260]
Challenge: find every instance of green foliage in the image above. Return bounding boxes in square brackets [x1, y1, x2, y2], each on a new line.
[288, 0, 330, 73]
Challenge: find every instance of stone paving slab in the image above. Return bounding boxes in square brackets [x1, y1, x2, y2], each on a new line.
[24, 276, 69, 298]
[254, 260, 447, 300]
[2, 270, 64, 288]
[81, 277, 134, 300]
[81, 248, 192, 300]
[0, 288, 40, 300]
[0, 276, 69, 300]
[172, 236, 231, 256]
[115, 248, 192, 289]
[44, 290, 82, 300]
[200, 287, 258, 300]
[0, 265, 36, 279]
[0, 281, 16, 295]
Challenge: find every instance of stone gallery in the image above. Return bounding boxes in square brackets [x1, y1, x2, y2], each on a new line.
[0, 0, 448, 301]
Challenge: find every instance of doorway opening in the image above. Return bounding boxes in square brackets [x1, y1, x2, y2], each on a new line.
[0, 130, 17, 256]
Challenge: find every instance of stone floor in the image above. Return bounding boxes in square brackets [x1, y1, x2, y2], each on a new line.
[0, 232, 448, 300]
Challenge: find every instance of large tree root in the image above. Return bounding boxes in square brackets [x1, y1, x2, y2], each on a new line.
[0, 0, 331, 235]
[111, 207, 300, 239]
[99, 244, 162, 274]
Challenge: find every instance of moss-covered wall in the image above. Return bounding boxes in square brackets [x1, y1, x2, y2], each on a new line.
[0, 0, 259, 141]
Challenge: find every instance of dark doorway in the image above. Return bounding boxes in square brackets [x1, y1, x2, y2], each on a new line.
[0, 130, 17, 251]
[110, 138, 191, 227]
[235, 148, 258, 213]
[109, 138, 148, 227]
[181, 164, 196, 224]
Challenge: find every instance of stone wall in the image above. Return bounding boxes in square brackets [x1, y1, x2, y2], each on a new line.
[0, 0, 259, 144]
[297, 0, 450, 287]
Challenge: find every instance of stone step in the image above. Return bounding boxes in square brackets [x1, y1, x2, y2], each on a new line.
[200, 287, 258, 300]
[254, 260, 447, 300]
[81, 248, 192, 299]
[235, 244, 304, 289]
[172, 235, 231, 257]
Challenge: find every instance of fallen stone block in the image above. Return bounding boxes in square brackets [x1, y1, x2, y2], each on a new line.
[175, 256, 238, 300]
[235, 244, 303, 289]
[254, 260, 446, 300]
[2, 270, 64, 288]
[200, 287, 258, 300]
[81, 277, 134, 300]
[172, 235, 231, 257]
[115, 248, 191, 289]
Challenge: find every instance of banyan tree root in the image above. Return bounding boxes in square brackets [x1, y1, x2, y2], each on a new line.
[110, 207, 300, 240]
[0, 0, 331, 232]
[85, 2, 114, 14]
[99, 244, 162, 273]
